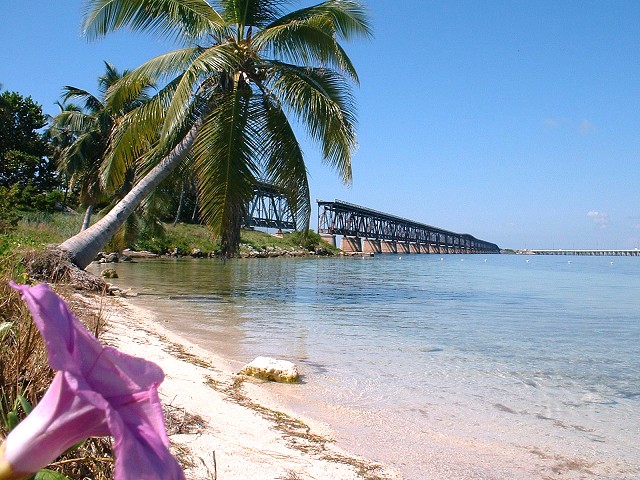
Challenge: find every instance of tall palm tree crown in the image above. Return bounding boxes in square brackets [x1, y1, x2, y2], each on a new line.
[59, 0, 370, 267]
[49, 63, 154, 231]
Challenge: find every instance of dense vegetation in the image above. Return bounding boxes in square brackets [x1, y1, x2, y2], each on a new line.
[2, 209, 337, 259]
[0, 87, 336, 259]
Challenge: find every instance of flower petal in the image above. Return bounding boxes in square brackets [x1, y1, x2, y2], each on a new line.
[7, 283, 186, 480]
[2, 372, 109, 477]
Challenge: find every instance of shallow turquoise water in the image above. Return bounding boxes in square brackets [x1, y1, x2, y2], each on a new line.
[96, 254, 640, 479]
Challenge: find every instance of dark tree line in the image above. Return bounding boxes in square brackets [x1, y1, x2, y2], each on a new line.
[0, 90, 57, 193]
[0, 86, 196, 222]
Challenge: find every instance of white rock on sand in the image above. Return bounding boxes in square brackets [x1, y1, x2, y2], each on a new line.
[93, 294, 401, 480]
[239, 356, 300, 383]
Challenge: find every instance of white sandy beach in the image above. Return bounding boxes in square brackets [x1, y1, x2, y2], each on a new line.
[92, 293, 402, 480]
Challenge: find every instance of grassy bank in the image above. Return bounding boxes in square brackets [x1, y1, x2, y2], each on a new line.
[1, 210, 339, 258]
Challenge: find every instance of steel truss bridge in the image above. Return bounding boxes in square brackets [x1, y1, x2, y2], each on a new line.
[317, 199, 500, 254]
[243, 181, 296, 231]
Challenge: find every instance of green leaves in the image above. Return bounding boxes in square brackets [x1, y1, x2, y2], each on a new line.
[32, 469, 71, 480]
[1, 394, 32, 432]
[219, 0, 283, 29]
[255, 1, 371, 81]
[256, 93, 310, 231]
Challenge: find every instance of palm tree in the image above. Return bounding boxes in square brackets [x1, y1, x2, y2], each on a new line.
[49, 62, 154, 231]
[59, 0, 370, 269]
[43, 101, 81, 207]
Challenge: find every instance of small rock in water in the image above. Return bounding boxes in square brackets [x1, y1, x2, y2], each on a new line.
[103, 252, 119, 263]
[101, 268, 118, 279]
[239, 356, 300, 383]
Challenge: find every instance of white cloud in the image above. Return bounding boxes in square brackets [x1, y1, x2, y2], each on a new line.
[580, 119, 596, 134]
[543, 118, 560, 128]
[587, 210, 609, 228]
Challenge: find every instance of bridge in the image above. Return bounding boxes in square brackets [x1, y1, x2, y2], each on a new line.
[317, 199, 500, 254]
[243, 181, 296, 231]
[521, 249, 640, 257]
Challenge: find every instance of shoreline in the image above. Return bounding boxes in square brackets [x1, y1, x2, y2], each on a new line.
[88, 291, 401, 480]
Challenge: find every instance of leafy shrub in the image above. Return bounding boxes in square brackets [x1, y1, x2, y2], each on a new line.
[0, 187, 20, 233]
[285, 230, 337, 252]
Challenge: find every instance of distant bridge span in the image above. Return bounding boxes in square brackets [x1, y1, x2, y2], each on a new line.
[317, 199, 500, 254]
[523, 249, 640, 257]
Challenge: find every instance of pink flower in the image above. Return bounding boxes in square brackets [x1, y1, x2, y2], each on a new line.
[0, 282, 185, 480]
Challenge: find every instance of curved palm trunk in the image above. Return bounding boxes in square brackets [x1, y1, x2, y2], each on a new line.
[172, 181, 185, 227]
[59, 120, 202, 269]
[80, 204, 94, 232]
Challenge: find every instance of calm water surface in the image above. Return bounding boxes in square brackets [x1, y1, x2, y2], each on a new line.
[94, 254, 640, 479]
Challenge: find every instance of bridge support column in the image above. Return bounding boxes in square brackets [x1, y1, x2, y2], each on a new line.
[320, 234, 336, 248]
[341, 236, 362, 253]
[409, 243, 421, 254]
[419, 244, 430, 254]
[381, 241, 397, 253]
[362, 239, 381, 254]
[397, 243, 410, 254]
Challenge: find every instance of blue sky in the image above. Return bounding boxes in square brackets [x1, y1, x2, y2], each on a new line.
[1, 0, 639, 249]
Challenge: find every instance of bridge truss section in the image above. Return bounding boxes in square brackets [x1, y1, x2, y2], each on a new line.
[317, 199, 500, 254]
[244, 181, 296, 231]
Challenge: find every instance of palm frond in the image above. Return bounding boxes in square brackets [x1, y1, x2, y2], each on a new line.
[310, 0, 372, 40]
[254, 0, 371, 82]
[262, 0, 372, 40]
[267, 61, 356, 183]
[192, 90, 260, 254]
[100, 100, 166, 190]
[61, 86, 104, 113]
[254, 21, 360, 82]
[101, 75, 205, 193]
[58, 135, 93, 175]
[252, 92, 310, 231]
[50, 110, 98, 136]
[218, 0, 284, 29]
[106, 48, 202, 107]
[98, 62, 129, 95]
[158, 44, 243, 142]
[82, 0, 228, 44]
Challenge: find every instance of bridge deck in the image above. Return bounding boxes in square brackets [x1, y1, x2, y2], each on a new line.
[317, 199, 500, 254]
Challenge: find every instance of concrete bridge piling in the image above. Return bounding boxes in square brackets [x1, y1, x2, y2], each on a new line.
[362, 239, 382, 254]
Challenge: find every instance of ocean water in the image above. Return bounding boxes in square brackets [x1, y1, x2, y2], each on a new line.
[95, 254, 640, 479]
